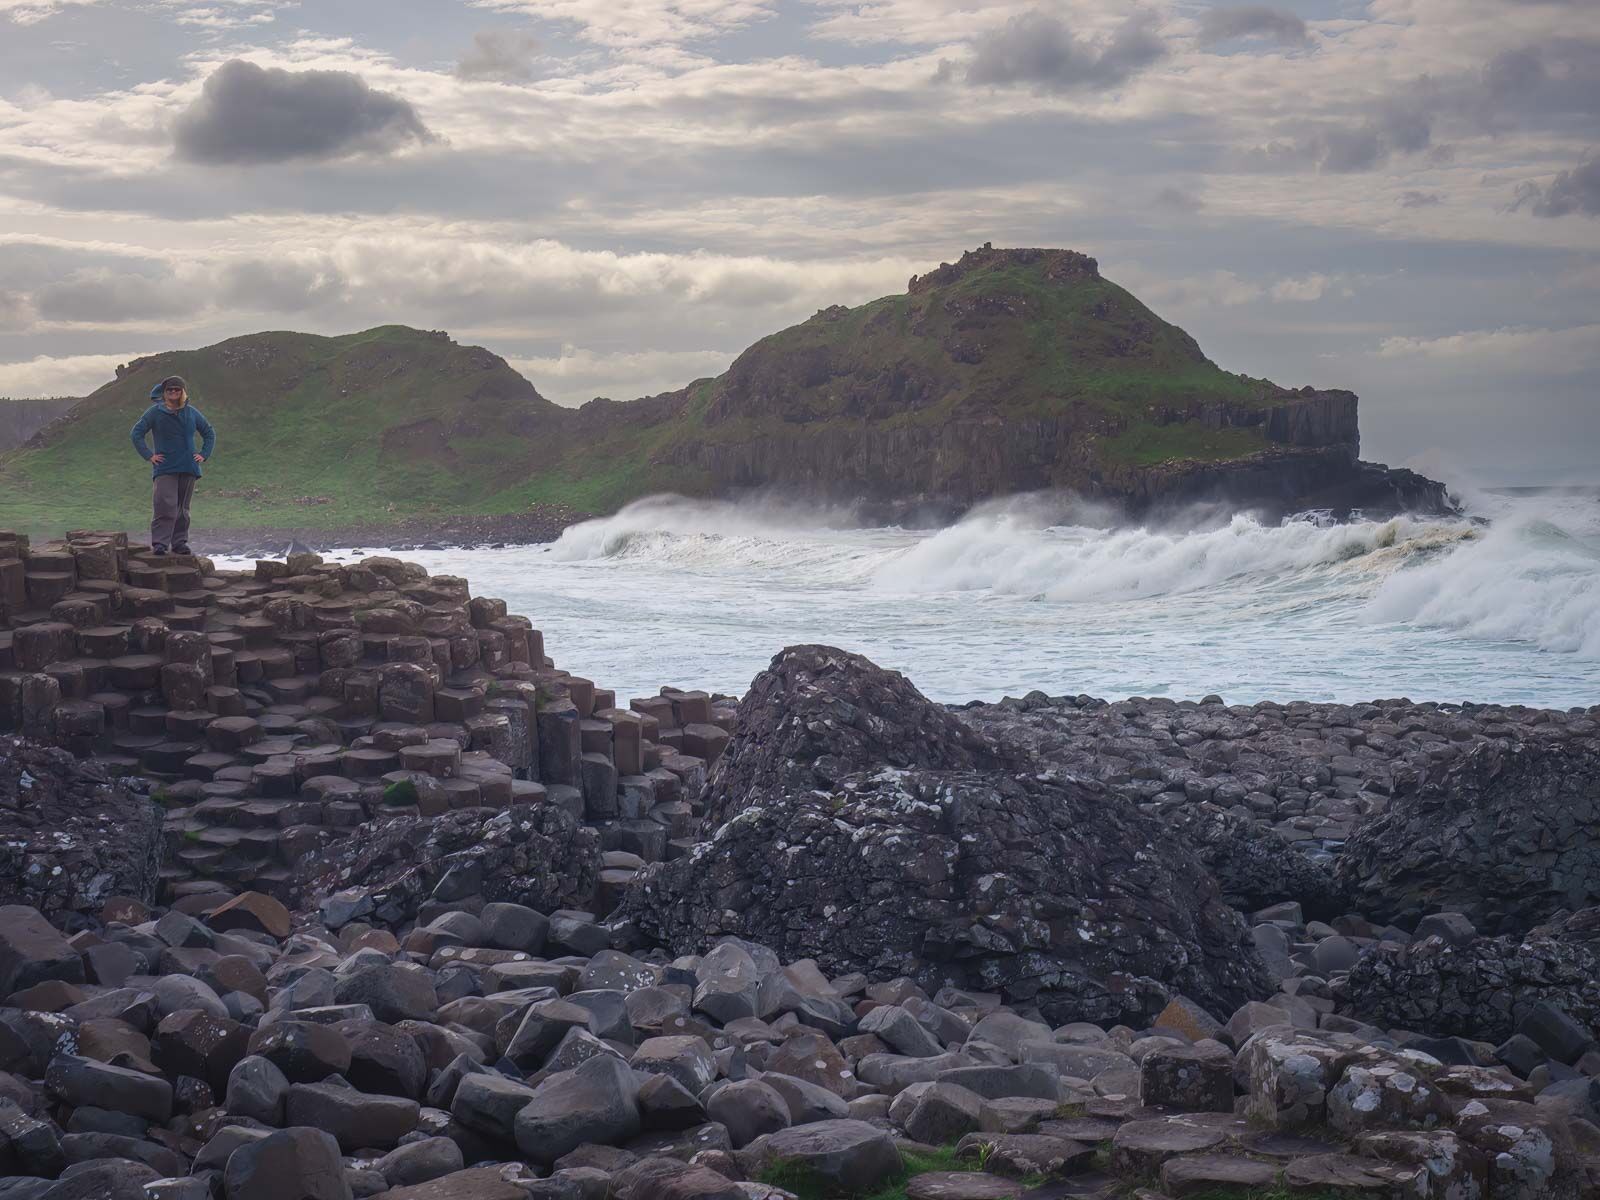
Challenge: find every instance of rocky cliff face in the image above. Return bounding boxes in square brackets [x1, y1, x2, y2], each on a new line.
[578, 245, 1450, 520]
[0, 398, 76, 454]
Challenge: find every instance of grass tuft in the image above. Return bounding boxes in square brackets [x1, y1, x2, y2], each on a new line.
[757, 1144, 1044, 1200]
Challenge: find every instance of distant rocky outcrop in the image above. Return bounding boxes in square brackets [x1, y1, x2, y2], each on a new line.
[624, 646, 1271, 1026]
[1337, 738, 1600, 935]
[625, 246, 1452, 521]
[0, 397, 76, 455]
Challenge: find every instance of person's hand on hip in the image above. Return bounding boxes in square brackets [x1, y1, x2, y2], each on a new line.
[151, 454, 165, 464]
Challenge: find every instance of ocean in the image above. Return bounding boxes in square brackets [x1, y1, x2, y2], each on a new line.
[230, 487, 1600, 711]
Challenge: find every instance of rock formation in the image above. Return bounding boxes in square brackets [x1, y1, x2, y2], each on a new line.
[626, 646, 1271, 1026]
[1338, 738, 1600, 934]
[0, 735, 163, 919]
[1342, 908, 1600, 1044]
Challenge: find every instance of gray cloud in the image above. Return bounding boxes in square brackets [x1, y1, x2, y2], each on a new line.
[0, 292, 34, 332]
[1514, 155, 1600, 217]
[217, 258, 347, 311]
[456, 30, 541, 82]
[1153, 185, 1204, 211]
[1197, 6, 1308, 47]
[1290, 91, 1435, 173]
[966, 10, 1166, 92]
[173, 59, 432, 165]
[1399, 190, 1442, 207]
[1478, 40, 1600, 127]
[33, 268, 195, 323]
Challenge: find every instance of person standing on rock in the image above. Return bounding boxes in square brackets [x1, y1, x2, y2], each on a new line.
[130, 375, 215, 556]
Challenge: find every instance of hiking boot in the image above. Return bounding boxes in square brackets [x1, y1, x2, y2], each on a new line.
[172, 543, 191, 555]
[152, 544, 168, 556]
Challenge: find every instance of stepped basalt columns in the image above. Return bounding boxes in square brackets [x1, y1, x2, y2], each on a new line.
[0, 528, 733, 906]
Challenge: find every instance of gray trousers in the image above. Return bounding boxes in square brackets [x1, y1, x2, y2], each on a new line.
[152, 472, 198, 548]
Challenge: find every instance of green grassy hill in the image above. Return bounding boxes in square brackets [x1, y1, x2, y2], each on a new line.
[0, 247, 1377, 535]
[0, 326, 569, 533]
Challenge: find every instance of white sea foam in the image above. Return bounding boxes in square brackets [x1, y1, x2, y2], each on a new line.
[227, 488, 1600, 706]
[874, 510, 1473, 602]
[1367, 509, 1600, 657]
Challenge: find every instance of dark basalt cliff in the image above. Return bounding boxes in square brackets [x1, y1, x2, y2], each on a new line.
[575, 245, 1450, 520]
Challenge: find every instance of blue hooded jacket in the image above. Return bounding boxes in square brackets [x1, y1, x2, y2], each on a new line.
[131, 396, 216, 479]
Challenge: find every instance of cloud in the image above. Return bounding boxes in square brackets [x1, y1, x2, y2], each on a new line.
[1141, 269, 1263, 309]
[0, 350, 146, 398]
[0, 291, 35, 332]
[457, 30, 541, 81]
[216, 257, 346, 311]
[1153, 185, 1204, 212]
[1270, 273, 1331, 302]
[1399, 190, 1443, 207]
[966, 10, 1166, 93]
[32, 268, 197, 324]
[1293, 92, 1436, 173]
[508, 345, 734, 405]
[173, 59, 433, 165]
[1197, 6, 1308, 48]
[171, 3, 280, 29]
[0, 0, 96, 23]
[468, 0, 776, 48]
[1478, 40, 1600, 125]
[1377, 324, 1600, 375]
[1513, 155, 1600, 217]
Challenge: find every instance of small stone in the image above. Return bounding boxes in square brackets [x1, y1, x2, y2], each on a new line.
[1160, 1153, 1279, 1197]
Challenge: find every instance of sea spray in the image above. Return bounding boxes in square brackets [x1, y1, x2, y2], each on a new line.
[1367, 509, 1600, 657]
[871, 511, 1471, 602]
[214, 490, 1600, 706]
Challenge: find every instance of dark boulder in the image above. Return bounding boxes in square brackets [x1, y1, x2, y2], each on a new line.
[298, 803, 599, 927]
[0, 737, 163, 916]
[1165, 804, 1347, 920]
[1341, 910, 1600, 1044]
[1337, 739, 1600, 934]
[698, 643, 996, 830]
[624, 646, 1269, 1026]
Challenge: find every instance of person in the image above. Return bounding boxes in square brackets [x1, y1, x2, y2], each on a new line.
[129, 375, 215, 555]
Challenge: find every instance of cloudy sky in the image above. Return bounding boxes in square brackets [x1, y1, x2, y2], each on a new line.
[1, 0, 1596, 482]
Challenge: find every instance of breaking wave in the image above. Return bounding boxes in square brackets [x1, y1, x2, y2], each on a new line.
[547, 491, 1600, 661]
[1368, 510, 1600, 657]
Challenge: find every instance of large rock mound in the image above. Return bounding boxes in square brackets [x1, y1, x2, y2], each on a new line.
[299, 802, 600, 927]
[1341, 908, 1600, 1043]
[625, 646, 1269, 1025]
[699, 643, 997, 829]
[1337, 738, 1600, 934]
[0, 735, 163, 918]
